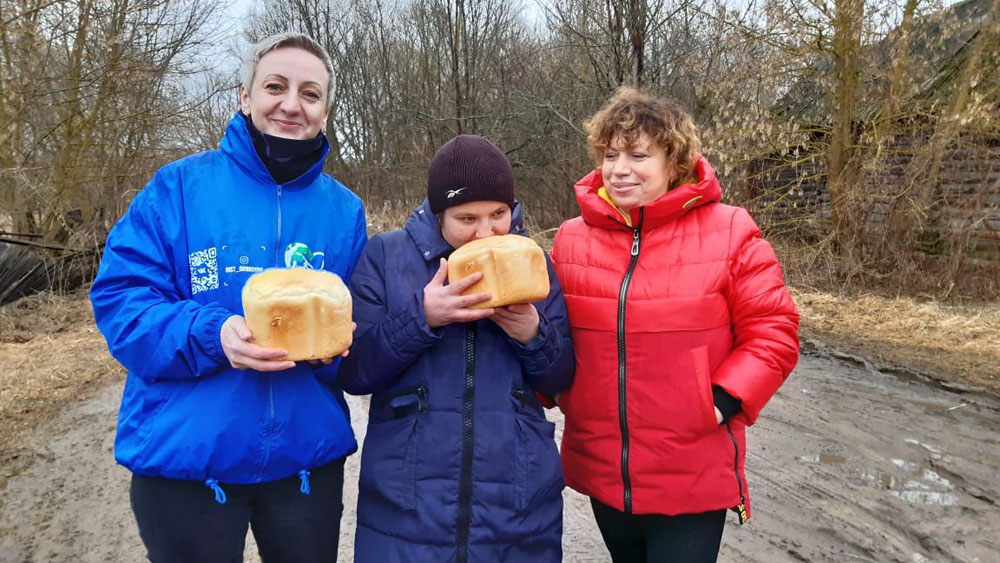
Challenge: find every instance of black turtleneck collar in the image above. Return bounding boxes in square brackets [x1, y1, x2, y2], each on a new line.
[241, 112, 326, 185]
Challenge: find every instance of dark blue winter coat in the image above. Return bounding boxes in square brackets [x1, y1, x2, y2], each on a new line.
[339, 200, 574, 562]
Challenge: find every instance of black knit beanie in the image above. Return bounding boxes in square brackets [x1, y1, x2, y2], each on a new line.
[427, 135, 515, 214]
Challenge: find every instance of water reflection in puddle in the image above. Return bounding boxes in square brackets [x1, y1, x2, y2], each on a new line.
[796, 438, 959, 507]
[856, 458, 956, 506]
[904, 438, 943, 460]
[797, 453, 846, 465]
[890, 490, 956, 506]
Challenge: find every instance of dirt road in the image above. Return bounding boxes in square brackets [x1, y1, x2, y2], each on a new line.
[1, 346, 998, 562]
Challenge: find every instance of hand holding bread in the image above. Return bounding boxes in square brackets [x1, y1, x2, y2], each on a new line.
[425, 235, 549, 341]
[220, 315, 297, 372]
[490, 303, 540, 344]
[241, 268, 354, 362]
[423, 258, 496, 328]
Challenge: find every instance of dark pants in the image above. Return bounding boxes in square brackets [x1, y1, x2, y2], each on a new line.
[591, 498, 726, 563]
[130, 459, 345, 563]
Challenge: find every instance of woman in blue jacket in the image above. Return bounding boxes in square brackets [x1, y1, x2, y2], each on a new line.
[89, 33, 365, 562]
[339, 135, 574, 562]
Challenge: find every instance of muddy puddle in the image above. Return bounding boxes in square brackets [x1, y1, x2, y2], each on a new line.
[1, 349, 998, 562]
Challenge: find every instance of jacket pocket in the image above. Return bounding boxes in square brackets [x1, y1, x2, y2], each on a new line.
[690, 345, 718, 435]
[133, 381, 187, 468]
[359, 415, 420, 512]
[511, 392, 563, 512]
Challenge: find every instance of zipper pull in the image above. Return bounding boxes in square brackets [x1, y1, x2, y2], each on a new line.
[630, 229, 640, 256]
[737, 503, 749, 524]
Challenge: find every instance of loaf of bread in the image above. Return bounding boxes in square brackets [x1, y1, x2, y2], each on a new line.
[242, 268, 352, 361]
[447, 235, 549, 308]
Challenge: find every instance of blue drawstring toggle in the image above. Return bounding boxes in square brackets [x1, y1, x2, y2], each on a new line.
[205, 479, 227, 504]
[299, 469, 311, 495]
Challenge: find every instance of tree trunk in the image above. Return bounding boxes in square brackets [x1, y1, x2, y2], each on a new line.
[827, 0, 865, 266]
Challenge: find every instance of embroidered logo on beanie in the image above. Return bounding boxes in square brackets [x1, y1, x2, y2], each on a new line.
[427, 135, 514, 214]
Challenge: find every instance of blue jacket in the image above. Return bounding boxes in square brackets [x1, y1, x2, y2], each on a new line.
[90, 114, 367, 492]
[339, 201, 574, 563]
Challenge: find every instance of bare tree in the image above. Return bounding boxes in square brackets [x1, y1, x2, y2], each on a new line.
[0, 0, 226, 245]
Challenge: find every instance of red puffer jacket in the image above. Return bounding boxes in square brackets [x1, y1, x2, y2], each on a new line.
[551, 156, 799, 520]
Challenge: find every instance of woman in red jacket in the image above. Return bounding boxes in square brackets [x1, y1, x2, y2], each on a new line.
[551, 87, 800, 561]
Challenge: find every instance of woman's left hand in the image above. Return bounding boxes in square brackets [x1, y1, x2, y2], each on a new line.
[491, 303, 540, 345]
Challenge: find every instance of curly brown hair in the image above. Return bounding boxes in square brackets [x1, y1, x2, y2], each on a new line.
[584, 87, 701, 186]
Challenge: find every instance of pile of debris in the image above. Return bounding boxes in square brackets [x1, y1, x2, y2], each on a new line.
[0, 234, 98, 305]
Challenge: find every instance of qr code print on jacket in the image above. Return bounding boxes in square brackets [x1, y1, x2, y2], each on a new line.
[189, 247, 218, 294]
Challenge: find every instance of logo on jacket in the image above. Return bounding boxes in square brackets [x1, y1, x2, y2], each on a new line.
[446, 187, 466, 199]
[285, 242, 325, 269]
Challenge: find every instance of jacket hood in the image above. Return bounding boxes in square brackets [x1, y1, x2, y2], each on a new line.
[575, 155, 722, 230]
[403, 198, 528, 262]
[219, 112, 331, 189]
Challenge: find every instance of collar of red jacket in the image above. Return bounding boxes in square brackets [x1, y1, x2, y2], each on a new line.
[574, 155, 722, 230]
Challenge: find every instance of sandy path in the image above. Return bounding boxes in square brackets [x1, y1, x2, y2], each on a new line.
[1, 349, 998, 562]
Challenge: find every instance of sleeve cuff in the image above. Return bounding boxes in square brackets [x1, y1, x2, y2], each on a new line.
[200, 309, 233, 367]
[713, 385, 742, 424]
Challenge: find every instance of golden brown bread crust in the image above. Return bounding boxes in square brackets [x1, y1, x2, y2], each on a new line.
[447, 235, 549, 308]
[242, 268, 352, 361]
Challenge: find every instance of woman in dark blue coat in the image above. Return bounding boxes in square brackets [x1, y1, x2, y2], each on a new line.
[339, 135, 574, 562]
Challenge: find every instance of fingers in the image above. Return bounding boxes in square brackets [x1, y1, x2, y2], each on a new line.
[239, 357, 297, 372]
[229, 340, 292, 371]
[491, 303, 533, 319]
[235, 321, 253, 341]
[427, 258, 448, 288]
[452, 307, 495, 322]
[242, 344, 290, 361]
[222, 315, 253, 341]
[503, 303, 534, 314]
[448, 272, 484, 293]
[454, 292, 492, 308]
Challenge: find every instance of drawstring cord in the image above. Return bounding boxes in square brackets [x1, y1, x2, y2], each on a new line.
[204, 470, 311, 503]
[299, 469, 311, 495]
[204, 479, 227, 504]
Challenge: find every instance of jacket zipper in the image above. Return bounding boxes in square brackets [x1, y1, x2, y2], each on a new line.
[275, 184, 283, 265]
[617, 211, 643, 513]
[259, 182, 283, 480]
[456, 324, 477, 562]
[725, 421, 749, 524]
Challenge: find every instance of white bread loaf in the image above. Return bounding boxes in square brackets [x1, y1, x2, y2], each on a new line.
[242, 268, 352, 361]
[447, 235, 549, 308]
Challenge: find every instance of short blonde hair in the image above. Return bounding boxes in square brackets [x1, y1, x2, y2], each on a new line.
[585, 88, 701, 185]
[241, 33, 335, 108]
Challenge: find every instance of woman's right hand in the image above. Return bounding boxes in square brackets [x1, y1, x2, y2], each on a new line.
[423, 258, 494, 328]
[220, 315, 297, 371]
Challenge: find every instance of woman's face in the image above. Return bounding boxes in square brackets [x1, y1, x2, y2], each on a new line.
[440, 201, 512, 249]
[601, 133, 675, 211]
[239, 47, 330, 140]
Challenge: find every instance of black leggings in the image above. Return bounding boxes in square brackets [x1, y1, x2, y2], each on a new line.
[591, 498, 727, 563]
[130, 459, 345, 563]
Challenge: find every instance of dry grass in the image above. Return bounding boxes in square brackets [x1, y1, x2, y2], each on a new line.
[792, 287, 1000, 395]
[0, 290, 124, 455]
